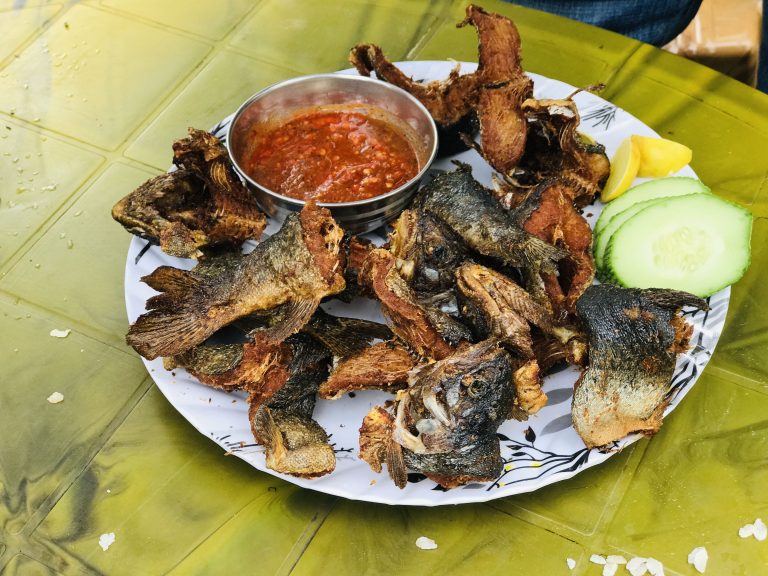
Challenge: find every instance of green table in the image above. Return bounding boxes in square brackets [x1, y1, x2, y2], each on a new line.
[1, 1, 767, 574]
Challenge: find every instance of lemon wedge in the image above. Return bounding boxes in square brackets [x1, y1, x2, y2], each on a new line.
[601, 137, 640, 202]
[631, 135, 692, 177]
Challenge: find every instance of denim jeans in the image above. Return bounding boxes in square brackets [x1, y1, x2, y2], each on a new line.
[507, 0, 702, 46]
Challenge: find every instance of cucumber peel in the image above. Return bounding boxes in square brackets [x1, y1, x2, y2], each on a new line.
[595, 177, 710, 237]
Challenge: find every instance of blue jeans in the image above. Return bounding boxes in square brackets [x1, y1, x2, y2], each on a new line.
[507, 0, 702, 46]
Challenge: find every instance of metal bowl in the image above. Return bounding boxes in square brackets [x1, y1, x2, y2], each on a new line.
[226, 74, 438, 234]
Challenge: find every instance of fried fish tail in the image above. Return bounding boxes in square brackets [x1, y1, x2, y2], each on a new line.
[127, 308, 215, 361]
[252, 406, 336, 478]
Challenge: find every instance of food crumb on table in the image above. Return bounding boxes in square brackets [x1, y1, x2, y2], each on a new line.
[98, 532, 115, 551]
[46, 392, 64, 404]
[740, 518, 767, 541]
[687, 546, 708, 573]
[566, 557, 576, 570]
[49, 328, 71, 338]
[415, 536, 437, 550]
[590, 554, 606, 565]
[626, 557, 648, 576]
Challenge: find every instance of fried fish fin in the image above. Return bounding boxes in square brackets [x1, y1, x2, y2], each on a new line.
[304, 309, 393, 358]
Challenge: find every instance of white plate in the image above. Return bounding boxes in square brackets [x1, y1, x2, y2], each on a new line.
[124, 61, 728, 506]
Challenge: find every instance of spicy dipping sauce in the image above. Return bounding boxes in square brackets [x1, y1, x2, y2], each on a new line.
[246, 109, 419, 203]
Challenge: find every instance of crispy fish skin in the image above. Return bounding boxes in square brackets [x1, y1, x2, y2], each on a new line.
[319, 340, 417, 400]
[456, 262, 555, 357]
[420, 165, 567, 274]
[572, 285, 707, 449]
[249, 334, 336, 478]
[166, 332, 290, 393]
[460, 4, 534, 174]
[516, 179, 596, 319]
[126, 203, 345, 360]
[112, 129, 266, 258]
[360, 248, 456, 360]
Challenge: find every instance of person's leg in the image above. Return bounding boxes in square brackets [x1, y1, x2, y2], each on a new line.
[508, 0, 702, 46]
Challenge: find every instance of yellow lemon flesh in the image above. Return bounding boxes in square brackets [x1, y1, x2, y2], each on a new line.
[631, 135, 693, 177]
[600, 137, 640, 203]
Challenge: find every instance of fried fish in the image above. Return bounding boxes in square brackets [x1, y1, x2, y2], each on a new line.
[319, 339, 417, 400]
[572, 285, 707, 448]
[420, 164, 567, 275]
[249, 334, 336, 478]
[360, 340, 516, 488]
[349, 44, 480, 155]
[112, 128, 266, 258]
[359, 248, 457, 360]
[126, 202, 345, 359]
[459, 4, 533, 175]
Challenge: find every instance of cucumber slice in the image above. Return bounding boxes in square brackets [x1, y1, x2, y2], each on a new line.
[594, 177, 710, 237]
[594, 193, 702, 272]
[604, 194, 752, 297]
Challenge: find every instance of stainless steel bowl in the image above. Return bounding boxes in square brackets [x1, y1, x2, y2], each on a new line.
[226, 73, 438, 234]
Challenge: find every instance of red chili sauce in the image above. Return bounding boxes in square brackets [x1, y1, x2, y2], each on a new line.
[246, 109, 419, 203]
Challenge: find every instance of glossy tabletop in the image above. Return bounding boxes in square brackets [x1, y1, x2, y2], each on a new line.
[1, 1, 768, 574]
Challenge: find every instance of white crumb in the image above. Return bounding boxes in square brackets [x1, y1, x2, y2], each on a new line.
[566, 558, 576, 570]
[49, 328, 71, 338]
[739, 518, 767, 540]
[415, 536, 437, 550]
[740, 523, 755, 538]
[590, 554, 607, 564]
[645, 557, 664, 576]
[46, 392, 64, 404]
[627, 557, 648, 576]
[687, 546, 708, 573]
[606, 555, 627, 565]
[603, 563, 619, 576]
[754, 518, 767, 541]
[98, 532, 115, 551]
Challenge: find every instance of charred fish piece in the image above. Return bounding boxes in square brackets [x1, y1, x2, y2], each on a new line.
[456, 262, 557, 357]
[459, 5, 534, 175]
[420, 164, 567, 275]
[359, 248, 457, 360]
[516, 97, 610, 205]
[165, 332, 289, 393]
[249, 334, 336, 478]
[319, 339, 418, 400]
[349, 44, 480, 155]
[514, 179, 596, 320]
[572, 285, 708, 449]
[360, 340, 516, 488]
[389, 209, 469, 295]
[126, 202, 345, 360]
[112, 129, 266, 259]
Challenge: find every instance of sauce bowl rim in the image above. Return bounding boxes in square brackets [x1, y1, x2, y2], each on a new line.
[225, 72, 439, 208]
